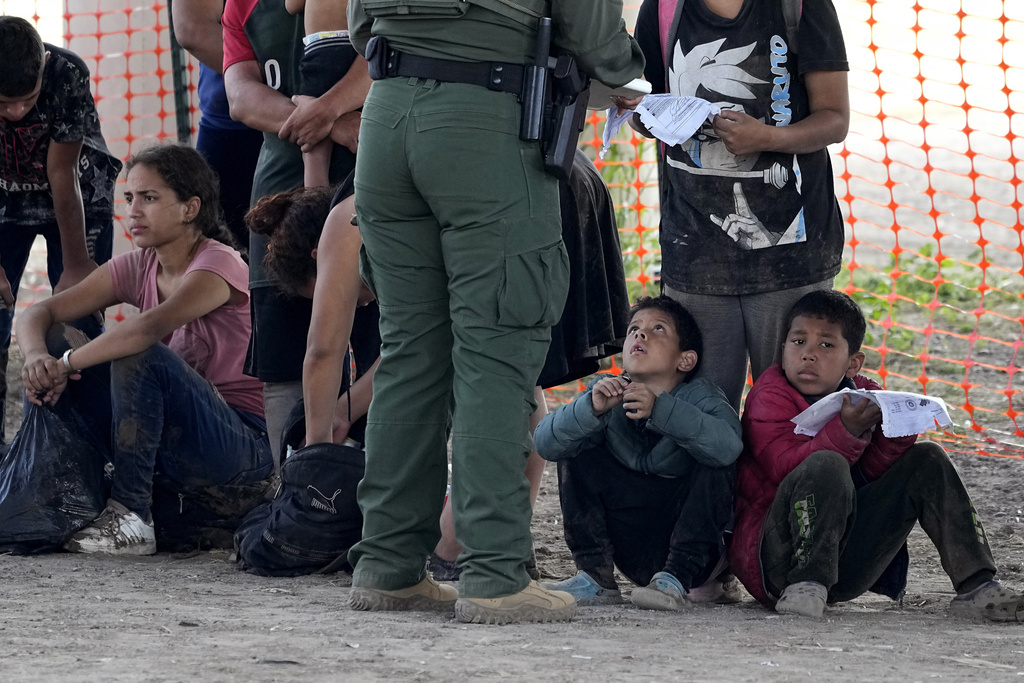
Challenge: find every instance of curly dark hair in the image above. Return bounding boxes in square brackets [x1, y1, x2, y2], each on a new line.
[628, 295, 704, 378]
[245, 186, 334, 296]
[124, 144, 235, 248]
[786, 290, 866, 354]
[0, 16, 46, 97]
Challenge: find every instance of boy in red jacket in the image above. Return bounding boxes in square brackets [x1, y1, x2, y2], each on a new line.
[731, 290, 1023, 621]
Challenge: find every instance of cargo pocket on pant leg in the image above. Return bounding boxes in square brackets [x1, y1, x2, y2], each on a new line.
[497, 240, 569, 329]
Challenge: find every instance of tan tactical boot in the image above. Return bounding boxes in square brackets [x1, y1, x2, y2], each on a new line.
[455, 581, 577, 625]
[349, 576, 458, 612]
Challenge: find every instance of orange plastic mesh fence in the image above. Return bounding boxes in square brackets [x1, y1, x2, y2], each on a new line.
[3, 0, 1023, 456]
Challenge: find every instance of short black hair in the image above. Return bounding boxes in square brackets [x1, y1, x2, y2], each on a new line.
[628, 295, 703, 377]
[786, 290, 866, 354]
[0, 17, 46, 98]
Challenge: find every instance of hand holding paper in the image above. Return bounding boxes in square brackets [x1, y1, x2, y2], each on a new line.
[600, 94, 721, 158]
[792, 389, 953, 439]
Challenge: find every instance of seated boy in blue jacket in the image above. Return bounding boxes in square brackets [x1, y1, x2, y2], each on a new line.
[536, 296, 743, 610]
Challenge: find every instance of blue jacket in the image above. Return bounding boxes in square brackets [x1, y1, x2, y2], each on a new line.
[535, 377, 743, 476]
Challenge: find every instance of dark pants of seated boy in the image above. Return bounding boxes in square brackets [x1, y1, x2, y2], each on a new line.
[557, 445, 735, 590]
[760, 444, 997, 603]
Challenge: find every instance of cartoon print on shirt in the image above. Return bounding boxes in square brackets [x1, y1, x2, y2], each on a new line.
[666, 35, 806, 250]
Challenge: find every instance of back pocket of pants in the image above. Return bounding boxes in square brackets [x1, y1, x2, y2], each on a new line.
[497, 240, 569, 328]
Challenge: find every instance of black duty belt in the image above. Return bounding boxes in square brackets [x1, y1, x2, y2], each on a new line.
[367, 37, 526, 97]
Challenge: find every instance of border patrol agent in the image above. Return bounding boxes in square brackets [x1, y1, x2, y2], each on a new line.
[345, 0, 644, 624]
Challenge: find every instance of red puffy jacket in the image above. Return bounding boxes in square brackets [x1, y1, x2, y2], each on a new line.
[730, 365, 917, 606]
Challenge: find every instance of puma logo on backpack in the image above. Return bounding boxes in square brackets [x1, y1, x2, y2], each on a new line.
[307, 485, 342, 514]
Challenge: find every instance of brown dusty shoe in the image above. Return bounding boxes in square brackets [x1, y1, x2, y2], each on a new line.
[949, 580, 1024, 622]
[349, 576, 458, 612]
[455, 581, 577, 625]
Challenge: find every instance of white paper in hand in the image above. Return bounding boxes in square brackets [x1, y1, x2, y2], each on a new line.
[600, 107, 634, 159]
[636, 94, 720, 147]
[792, 388, 953, 438]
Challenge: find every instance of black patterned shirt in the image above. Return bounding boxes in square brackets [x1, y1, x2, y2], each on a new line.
[0, 45, 122, 226]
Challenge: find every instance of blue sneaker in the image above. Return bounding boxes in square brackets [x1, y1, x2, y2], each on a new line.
[541, 571, 623, 606]
[630, 572, 692, 611]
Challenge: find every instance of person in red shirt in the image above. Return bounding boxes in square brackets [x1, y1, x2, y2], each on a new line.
[732, 290, 1023, 622]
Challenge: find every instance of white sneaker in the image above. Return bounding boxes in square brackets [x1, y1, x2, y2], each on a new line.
[64, 500, 157, 555]
[775, 580, 827, 618]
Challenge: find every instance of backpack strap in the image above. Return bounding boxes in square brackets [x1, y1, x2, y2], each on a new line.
[659, 0, 684, 89]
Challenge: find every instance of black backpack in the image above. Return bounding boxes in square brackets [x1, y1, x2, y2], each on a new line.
[234, 442, 364, 577]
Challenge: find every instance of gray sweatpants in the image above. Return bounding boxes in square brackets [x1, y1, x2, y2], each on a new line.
[665, 280, 833, 410]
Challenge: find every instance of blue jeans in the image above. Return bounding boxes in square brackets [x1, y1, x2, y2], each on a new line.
[45, 327, 272, 521]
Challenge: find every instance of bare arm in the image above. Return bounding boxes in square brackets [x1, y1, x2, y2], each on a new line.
[329, 357, 378, 444]
[712, 70, 849, 156]
[279, 58, 371, 151]
[46, 139, 97, 293]
[20, 268, 232, 404]
[224, 60, 297, 133]
[172, 0, 226, 73]
[302, 197, 365, 444]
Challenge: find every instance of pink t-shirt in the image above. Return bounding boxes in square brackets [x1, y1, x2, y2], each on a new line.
[107, 240, 265, 417]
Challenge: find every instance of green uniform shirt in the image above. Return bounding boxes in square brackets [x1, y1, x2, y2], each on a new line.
[348, 0, 644, 88]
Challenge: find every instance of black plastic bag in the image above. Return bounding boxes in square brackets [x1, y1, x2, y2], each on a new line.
[0, 403, 108, 554]
[235, 442, 364, 577]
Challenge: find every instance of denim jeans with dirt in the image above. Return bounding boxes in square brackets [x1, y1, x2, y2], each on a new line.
[44, 325, 272, 523]
[760, 443, 997, 603]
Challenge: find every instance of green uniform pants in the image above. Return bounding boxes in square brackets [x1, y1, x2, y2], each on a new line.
[349, 77, 569, 599]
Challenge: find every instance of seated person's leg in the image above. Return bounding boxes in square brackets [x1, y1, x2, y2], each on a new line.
[760, 450, 855, 617]
[831, 442, 1021, 621]
[543, 447, 626, 605]
[65, 344, 272, 555]
[630, 461, 735, 611]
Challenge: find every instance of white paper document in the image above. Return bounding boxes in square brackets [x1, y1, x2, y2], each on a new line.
[636, 94, 721, 147]
[791, 388, 953, 439]
[600, 107, 635, 159]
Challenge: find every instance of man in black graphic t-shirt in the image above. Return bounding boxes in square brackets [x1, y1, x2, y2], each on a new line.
[631, 0, 850, 410]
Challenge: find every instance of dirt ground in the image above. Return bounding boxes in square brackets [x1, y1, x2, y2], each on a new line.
[1, 416, 1023, 681]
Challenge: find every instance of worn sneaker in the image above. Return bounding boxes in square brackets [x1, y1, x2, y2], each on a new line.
[63, 500, 156, 556]
[542, 571, 623, 606]
[630, 571, 692, 611]
[350, 575, 458, 612]
[775, 580, 827, 618]
[688, 572, 744, 605]
[455, 581, 577, 625]
[949, 580, 1024, 622]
